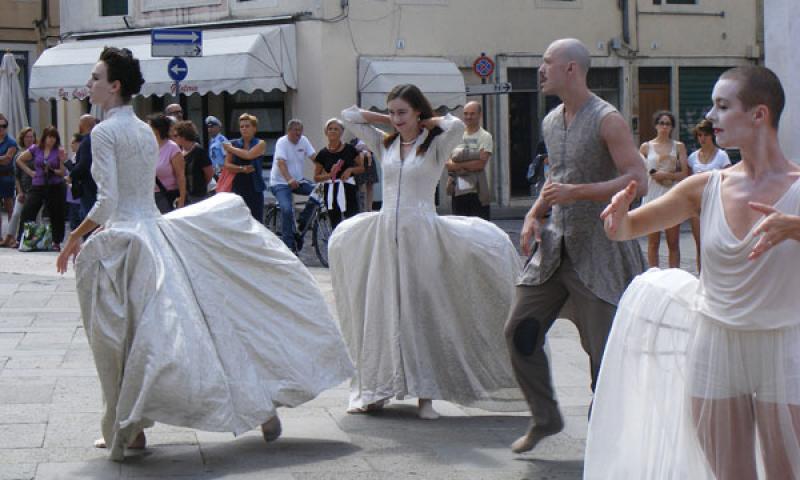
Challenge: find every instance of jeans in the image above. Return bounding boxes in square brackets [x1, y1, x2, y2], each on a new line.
[78, 190, 96, 223]
[270, 180, 318, 251]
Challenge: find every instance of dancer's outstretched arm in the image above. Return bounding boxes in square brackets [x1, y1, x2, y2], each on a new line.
[602, 171, 708, 241]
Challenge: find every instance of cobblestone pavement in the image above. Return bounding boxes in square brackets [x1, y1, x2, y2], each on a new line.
[0, 218, 698, 479]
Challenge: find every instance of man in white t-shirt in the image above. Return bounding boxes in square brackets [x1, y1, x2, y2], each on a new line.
[270, 119, 318, 252]
[446, 101, 493, 219]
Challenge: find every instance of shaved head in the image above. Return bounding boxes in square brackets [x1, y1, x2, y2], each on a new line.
[79, 114, 96, 134]
[464, 101, 482, 115]
[548, 38, 591, 75]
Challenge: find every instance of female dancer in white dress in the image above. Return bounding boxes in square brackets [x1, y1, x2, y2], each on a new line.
[330, 84, 524, 419]
[586, 66, 800, 478]
[56, 47, 353, 461]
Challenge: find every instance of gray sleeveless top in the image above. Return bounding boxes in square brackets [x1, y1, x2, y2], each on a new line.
[519, 94, 646, 305]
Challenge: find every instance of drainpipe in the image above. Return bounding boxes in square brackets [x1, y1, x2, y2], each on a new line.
[621, 0, 630, 45]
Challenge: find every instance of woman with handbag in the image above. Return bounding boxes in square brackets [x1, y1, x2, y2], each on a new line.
[15, 126, 67, 251]
[56, 47, 353, 460]
[148, 114, 186, 213]
[639, 110, 689, 268]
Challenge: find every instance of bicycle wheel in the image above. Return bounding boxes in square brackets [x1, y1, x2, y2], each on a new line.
[312, 211, 333, 268]
[263, 205, 281, 235]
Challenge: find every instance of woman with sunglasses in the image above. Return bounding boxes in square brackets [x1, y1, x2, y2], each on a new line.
[639, 111, 689, 268]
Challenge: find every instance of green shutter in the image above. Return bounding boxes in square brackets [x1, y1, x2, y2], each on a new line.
[678, 67, 728, 152]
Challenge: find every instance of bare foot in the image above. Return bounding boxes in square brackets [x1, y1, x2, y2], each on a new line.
[93, 431, 146, 450]
[417, 399, 439, 420]
[510, 420, 564, 454]
[261, 415, 282, 443]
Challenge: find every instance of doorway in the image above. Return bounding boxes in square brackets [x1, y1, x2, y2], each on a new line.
[638, 67, 671, 145]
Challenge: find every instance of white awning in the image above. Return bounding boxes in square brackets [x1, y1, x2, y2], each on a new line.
[358, 57, 466, 111]
[29, 25, 296, 100]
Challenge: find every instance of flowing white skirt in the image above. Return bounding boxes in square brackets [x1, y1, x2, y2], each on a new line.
[585, 268, 800, 479]
[329, 209, 526, 411]
[76, 194, 354, 460]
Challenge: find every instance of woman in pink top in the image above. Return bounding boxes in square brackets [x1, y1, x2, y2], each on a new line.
[586, 66, 800, 479]
[148, 114, 186, 213]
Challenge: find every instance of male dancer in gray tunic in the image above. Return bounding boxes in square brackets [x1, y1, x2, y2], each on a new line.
[505, 38, 648, 454]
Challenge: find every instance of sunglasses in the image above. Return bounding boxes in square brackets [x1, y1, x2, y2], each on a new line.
[657, 121, 673, 127]
[0, 124, 7, 129]
[167, 110, 182, 115]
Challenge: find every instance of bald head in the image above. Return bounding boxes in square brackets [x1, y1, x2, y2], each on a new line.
[79, 114, 96, 135]
[463, 101, 482, 130]
[548, 38, 591, 75]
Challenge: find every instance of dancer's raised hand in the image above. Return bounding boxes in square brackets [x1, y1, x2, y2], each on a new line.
[601, 180, 638, 239]
[748, 202, 800, 260]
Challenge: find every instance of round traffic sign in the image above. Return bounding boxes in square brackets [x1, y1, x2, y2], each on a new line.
[167, 57, 188, 82]
[472, 55, 495, 78]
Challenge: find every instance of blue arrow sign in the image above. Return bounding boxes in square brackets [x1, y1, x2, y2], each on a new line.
[167, 57, 188, 82]
[151, 29, 203, 58]
[152, 29, 201, 44]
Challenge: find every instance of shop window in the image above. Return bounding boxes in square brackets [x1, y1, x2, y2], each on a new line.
[101, 0, 128, 16]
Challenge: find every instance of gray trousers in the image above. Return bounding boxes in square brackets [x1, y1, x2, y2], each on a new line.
[504, 254, 616, 428]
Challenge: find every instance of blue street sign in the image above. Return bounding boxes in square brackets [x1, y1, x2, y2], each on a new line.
[167, 57, 188, 82]
[151, 29, 203, 57]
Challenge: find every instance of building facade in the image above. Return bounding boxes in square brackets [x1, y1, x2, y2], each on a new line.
[44, 0, 763, 208]
[1, 0, 60, 134]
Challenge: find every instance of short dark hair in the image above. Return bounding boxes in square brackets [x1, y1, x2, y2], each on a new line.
[173, 121, 199, 142]
[719, 66, 785, 129]
[38, 126, 60, 150]
[99, 47, 145, 103]
[148, 114, 172, 140]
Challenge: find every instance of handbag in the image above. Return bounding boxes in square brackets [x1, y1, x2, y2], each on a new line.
[216, 169, 235, 193]
[18, 221, 53, 252]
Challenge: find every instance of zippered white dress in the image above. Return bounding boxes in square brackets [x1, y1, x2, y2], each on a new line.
[329, 107, 525, 411]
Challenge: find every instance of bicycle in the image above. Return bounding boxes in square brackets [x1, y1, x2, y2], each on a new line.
[263, 183, 333, 267]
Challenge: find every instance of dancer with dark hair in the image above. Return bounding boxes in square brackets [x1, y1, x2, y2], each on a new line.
[586, 65, 800, 479]
[56, 47, 353, 461]
[330, 84, 524, 420]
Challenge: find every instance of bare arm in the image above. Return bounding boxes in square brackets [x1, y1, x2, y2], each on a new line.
[276, 158, 294, 183]
[602, 172, 708, 241]
[15, 150, 34, 177]
[313, 162, 330, 182]
[0, 146, 16, 165]
[458, 150, 491, 172]
[202, 165, 214, 184]
[52, 148, 67, 177]
[223, 140, 266, 161]
[343, 152, 366, 178]
[540, 113, 647, 207]
[170, 151, 187, 207]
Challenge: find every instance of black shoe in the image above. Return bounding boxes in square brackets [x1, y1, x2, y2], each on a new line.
[294, 233, 304, 252]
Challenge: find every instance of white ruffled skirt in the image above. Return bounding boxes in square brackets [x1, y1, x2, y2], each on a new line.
[76, 194, 354, 460]
[585, 268, 800, 479]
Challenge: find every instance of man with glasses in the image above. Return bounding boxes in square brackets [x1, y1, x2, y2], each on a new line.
[164, 103, 183, 121]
